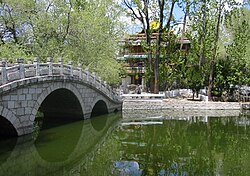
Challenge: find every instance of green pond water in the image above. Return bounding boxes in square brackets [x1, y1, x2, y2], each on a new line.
[0, 111, 250, 176]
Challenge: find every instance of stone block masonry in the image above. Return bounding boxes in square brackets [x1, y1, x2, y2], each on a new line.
[122, 99, 242, 110]
[0, 58, 122, 136]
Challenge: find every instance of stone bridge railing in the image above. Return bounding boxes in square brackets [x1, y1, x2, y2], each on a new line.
[0, 58, 121, 102]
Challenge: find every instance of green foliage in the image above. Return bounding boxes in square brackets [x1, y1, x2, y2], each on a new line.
[122, 0, 250, 97]
[158, 32, 186, 90]
[92, 59, 123, 86]
[186, 65, 204, 97]
[0, 43, 31, 62]
[184, 0, 250, 100]
[212, 8, 250, 100]
[0, 0, 124, 85]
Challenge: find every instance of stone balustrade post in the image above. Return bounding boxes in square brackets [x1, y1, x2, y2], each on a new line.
[68, 61, 73, 76]
[58, 58, 64, 75]
[104, 81, 107, 93]
[33, 57, 40, 76]
[85, 68, 89, 81]
[78, 63, 82, 79]
[108, 85, 112, 97]
[16, 58, 25, 79]
[47, 57, 53, 76]
[93, 72, 96, 85]
[98, 77, 102, 88]
[0, 60, 7, 84]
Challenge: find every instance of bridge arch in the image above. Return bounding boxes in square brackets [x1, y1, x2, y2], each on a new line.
[0, 60, 122, 136]
[90, 96, 109, 117]
[0, 106, 19, 137]
[30, 82, 86, 128]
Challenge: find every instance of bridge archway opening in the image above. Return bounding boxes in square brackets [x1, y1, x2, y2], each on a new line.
[37, 88, 83, 130]
[0, 116, 17, 138]
[91, 100, 108, 118]
[0, 131, 17, 166]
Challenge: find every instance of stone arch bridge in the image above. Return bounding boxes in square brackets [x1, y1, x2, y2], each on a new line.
[0, 58, 122, 137]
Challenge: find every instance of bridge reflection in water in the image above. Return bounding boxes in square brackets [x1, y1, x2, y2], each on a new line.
[0, 113, 121, 176]
[1, 111, 250, 175]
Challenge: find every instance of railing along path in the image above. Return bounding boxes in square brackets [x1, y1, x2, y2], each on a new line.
[0, 58, 120, 101]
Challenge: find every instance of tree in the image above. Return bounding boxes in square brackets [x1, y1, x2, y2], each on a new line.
[207, 0, 225, 101]
[212, 7, 250, 101]
[0, 0, 124, 85]
[187, 0, 249, 101]
[154, 0, 165, 93]
[123, 0, 154, 91]
[123, 0, 178, 93]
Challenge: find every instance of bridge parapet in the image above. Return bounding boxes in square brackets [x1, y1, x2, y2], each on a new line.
[0, 58, 120, 102]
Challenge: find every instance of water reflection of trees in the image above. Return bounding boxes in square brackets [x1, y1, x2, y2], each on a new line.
[0, 113, 122, 176]
[114, 114, 250, 175]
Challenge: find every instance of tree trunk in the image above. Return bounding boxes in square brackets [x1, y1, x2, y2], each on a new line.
[145, 9, 153, 93]
[207, 4, 222, 101]
[166, 0, 175, 31]
[208, 60, 214, 101]
[199, 3, 207, 67]
[154, 0, 165, 94]
[155, 0, 175, 94]
[154, 33, 160, 94]
[180, 2, 189, 50]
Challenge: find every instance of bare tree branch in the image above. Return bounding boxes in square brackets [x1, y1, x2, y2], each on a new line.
[123, 0, 143, 23]
[4, 4, 18, 43]
[45, 1, 53, 12]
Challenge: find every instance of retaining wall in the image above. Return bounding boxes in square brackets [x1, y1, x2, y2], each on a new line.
[122, 99, 242, 110]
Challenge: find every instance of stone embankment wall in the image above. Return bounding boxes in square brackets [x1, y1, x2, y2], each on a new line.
[122, 99, 242, 111]
[122, 109, 241, 119]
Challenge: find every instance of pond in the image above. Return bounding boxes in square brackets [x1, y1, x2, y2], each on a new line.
[0, 110, 250, 175]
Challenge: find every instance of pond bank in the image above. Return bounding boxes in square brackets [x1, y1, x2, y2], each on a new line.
[122, 109, 242, 119]
[122, 98, 243, 111]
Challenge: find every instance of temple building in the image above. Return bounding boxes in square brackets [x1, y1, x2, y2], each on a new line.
[117, 20, 191, 93]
